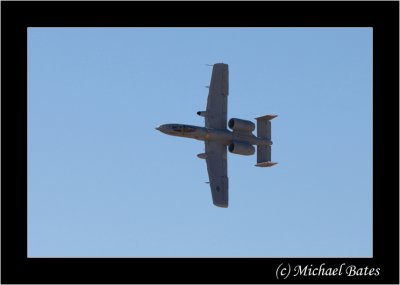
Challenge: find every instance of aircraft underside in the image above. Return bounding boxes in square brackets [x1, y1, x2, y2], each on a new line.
[156, 63, 277, 207]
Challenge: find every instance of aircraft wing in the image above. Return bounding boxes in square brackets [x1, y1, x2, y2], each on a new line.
[205, 141, 229, 207]
[205, 63, 229, 129]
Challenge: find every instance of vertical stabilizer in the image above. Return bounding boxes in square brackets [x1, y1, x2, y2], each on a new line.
[255, 115, 277, 167]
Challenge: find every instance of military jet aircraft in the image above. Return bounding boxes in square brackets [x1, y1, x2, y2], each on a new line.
[156, 63, 277, 208]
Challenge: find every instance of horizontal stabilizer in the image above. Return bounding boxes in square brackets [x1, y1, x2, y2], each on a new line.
[255, 114, 277, 167]
[255, 114, 277, 121]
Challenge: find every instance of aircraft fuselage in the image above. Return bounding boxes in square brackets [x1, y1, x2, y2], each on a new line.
[156, 123, 271, 146]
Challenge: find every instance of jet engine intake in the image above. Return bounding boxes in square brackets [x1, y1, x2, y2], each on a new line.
[228, 118, 255, 132]
[228, 141, 255, 156]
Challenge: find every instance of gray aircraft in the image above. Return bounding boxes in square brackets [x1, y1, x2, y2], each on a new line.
[156, 63, 277, 208]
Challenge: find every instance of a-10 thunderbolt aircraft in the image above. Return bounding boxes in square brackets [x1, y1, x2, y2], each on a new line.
[156, 63, 277, 208]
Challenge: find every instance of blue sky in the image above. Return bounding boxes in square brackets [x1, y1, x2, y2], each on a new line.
[28, 28, 372, 257]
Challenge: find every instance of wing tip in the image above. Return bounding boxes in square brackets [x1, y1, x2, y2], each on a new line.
[213, 202, 228, 208]
[213, 62, 229, 68]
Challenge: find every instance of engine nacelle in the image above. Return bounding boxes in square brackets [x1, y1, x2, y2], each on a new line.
[228, 141, 255, 156]
[228, 118, 255, 132]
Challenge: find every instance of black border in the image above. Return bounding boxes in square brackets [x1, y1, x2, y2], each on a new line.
[2, 1, 399, 284]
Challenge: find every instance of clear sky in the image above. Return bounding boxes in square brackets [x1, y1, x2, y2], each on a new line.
[28, 28, 372, 257]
